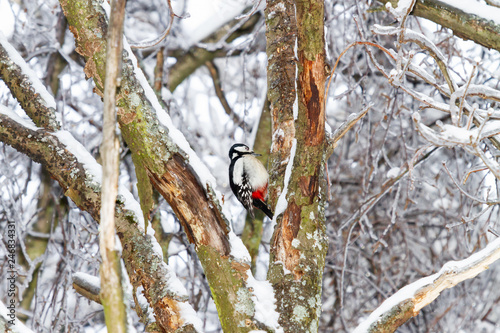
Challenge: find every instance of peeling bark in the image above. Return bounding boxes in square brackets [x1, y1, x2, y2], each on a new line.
[272, 201, 301, 278]
[146, 155, 230, 255]
[266, 0, 328, 331]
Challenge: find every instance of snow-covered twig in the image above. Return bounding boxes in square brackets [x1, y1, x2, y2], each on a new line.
[326, 103, 373, 156]
[442, 162, 500, 205]
[412, 112, 500, 180]
[0, 106, 202, 332]
[372, 25, 457, 93]
[354, 237, 500, 332]
[0, 32, 60, 131]
[72, 272, 102, 304]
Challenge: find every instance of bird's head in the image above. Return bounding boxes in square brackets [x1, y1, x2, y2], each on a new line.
[229, 143, 260, 160]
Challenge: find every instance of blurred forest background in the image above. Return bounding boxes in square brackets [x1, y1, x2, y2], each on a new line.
[1, 0, 500, 332]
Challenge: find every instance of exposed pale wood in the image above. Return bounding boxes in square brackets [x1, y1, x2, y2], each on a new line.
[100, 0, 128, 331]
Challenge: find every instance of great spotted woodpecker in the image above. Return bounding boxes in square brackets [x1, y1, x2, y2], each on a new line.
[229, 143, 273, 219]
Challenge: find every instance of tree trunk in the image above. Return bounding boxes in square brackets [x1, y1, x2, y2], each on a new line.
[266, 0, 328, 331]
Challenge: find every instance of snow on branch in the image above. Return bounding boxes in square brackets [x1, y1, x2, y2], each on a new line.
[371, 18, 500, 178]
[0, 105, 202, 332]
[449, 85, 500, 125]
[327, 103, 372, 156]
[72, 272, 102, 304]
[384, 0, 416, 22]
[354, 237, 500, 332]
[0, 32, 60, 131]
[378, 0, 500, 52]
[439, 0, 500, 25]
[413, 109, 500, 179]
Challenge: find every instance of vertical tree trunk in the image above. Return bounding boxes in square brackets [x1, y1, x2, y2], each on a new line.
[100, 0, 128, 330]
[266, 0, 328, 331]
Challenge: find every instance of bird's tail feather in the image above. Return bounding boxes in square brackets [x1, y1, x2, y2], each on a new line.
[253, 199, 274, 219]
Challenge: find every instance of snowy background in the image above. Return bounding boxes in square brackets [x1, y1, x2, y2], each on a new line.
[1, 0, 500, 332]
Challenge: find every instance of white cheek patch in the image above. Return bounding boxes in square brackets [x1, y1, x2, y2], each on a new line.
[235, 146, 249, 154]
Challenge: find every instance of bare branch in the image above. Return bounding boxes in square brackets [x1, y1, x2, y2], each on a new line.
[129, 0, 176, 49]
[205, 60, 246, 127]
[442, 162, 500, 205]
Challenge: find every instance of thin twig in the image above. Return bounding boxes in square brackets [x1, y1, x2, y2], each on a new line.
[442, 162, 500, 205]
[338, 146, 439, 232]
[205, 60, 247, 127]
[457, 65, 476, 125]
[129, 0, 177, 49]
[325, 41, 396, 110]
[154, 47, 165, 94]
[463, 165, 488, 184]
[326, 103, 373, 157]
[489, 228, 500, 237]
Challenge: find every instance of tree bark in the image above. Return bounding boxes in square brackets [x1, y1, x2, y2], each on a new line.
[379, 0, 500, 52]
[266, 0, 328, 331]
[0, 112, 193, 332]
[59, 0, 275, 331]
[0, 44, 59, 131]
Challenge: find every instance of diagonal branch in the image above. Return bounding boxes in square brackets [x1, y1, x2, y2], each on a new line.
[0, 35, 59, 131]
[379, 0, 500, 53]
[354, 237, 500, 333]
[0, 108, 198, 332]
[205, 60, 246, 127]
[326, 103, 372, 157]
[59, 1, 281, 331]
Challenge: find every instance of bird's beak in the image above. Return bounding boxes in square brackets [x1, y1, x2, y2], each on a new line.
[252, 152, 262, 156]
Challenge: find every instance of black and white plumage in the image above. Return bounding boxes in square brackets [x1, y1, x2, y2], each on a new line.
[228, 143, 273, 219]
